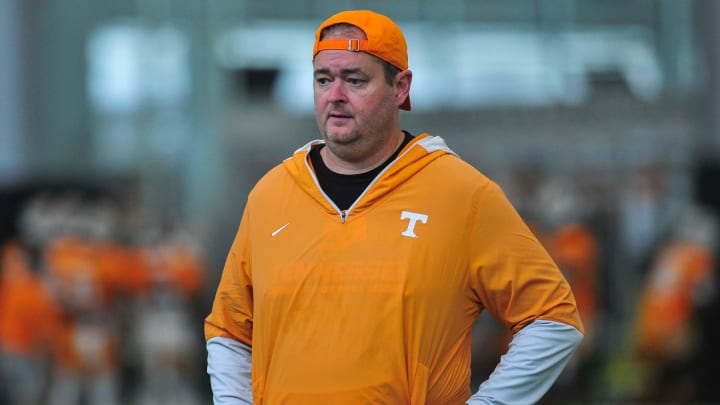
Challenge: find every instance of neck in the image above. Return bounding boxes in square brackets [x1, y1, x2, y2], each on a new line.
[320, 130, 406, 175]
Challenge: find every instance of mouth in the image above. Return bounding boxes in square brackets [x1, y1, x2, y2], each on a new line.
[328, 112, 352, 120]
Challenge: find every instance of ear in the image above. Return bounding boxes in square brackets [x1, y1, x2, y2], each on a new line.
[394, 69, 412, 107]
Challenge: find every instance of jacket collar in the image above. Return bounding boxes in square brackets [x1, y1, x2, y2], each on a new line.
[283, 134, 454, 220]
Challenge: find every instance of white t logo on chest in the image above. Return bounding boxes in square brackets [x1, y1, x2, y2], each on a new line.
[400, 210, 428, 238]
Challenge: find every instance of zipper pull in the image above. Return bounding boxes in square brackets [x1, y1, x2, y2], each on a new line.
[340, 211, 347, 223]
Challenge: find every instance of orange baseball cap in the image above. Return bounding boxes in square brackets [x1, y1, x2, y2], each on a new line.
[313, 10, 411, 110]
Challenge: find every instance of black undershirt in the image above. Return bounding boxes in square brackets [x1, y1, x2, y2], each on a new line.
[310, 131, 414, 211]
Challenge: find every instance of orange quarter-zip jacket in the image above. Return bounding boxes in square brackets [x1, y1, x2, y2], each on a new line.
[205, 134, 583, 404]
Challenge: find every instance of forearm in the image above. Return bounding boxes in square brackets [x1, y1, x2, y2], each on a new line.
[467, 320, 583, 405]
[207, 336, 253, 404]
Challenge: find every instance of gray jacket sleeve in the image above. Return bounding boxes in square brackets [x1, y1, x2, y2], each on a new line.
[207, 336, 253, 404]
[467, 320, 584, 405]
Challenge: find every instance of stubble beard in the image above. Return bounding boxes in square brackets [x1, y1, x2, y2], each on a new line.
[321, 125, 366, 164]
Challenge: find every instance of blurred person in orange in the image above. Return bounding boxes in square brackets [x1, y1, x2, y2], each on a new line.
[0, 241, 61, 405]
[132, 226, 205, 405]
[44, 233, 122, 405]
[632, 205, 717, 401]
[205, 9, 584, 405]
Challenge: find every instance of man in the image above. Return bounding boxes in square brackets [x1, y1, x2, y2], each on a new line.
[205, 9, 584, 404]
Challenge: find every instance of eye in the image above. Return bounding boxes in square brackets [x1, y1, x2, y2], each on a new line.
[315, 77, 331, 86]
[347, 78, 365, 86]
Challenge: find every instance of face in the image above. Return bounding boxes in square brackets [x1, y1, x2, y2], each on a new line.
[313, 30, 410, 169]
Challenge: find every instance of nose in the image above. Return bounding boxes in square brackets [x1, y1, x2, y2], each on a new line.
[327, 79, 346, 103]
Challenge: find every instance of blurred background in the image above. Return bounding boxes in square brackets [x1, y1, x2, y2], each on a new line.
[1, 0, 720, 403]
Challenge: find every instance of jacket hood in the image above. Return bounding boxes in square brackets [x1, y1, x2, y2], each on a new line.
[282, 133, 455, 219]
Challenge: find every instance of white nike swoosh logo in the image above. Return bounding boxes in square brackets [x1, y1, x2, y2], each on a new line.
[271, 223, 290, 237]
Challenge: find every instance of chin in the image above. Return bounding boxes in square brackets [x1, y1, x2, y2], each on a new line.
[324, 130, 358, 145]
